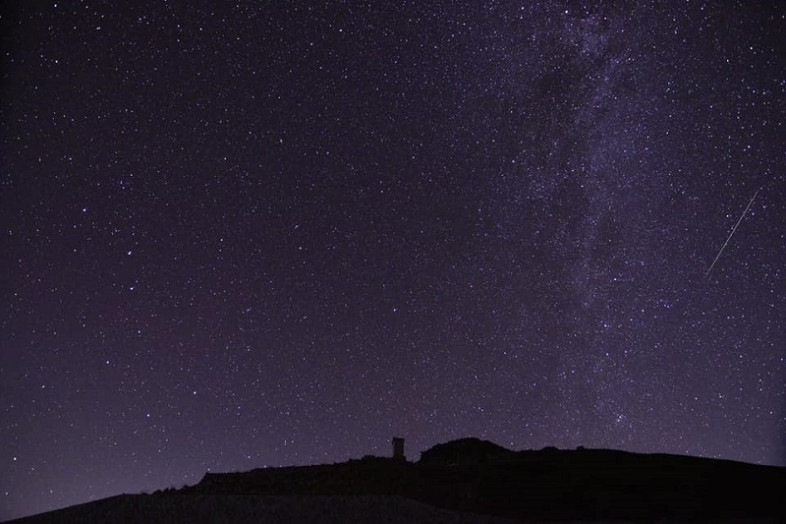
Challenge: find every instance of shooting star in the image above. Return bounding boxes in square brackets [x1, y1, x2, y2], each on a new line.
[705, 189, 760, 278]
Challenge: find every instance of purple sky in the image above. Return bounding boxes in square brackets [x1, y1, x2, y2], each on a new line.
[2, 1, 784, 520]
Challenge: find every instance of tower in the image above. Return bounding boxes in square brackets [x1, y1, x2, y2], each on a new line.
[392, 436, 405, 461]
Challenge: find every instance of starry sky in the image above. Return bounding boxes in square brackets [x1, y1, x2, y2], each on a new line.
[1, 0, 784, 520]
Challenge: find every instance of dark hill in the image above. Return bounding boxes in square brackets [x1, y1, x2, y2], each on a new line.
[8, 440, 785, 523]
[418, 437, 516, 466]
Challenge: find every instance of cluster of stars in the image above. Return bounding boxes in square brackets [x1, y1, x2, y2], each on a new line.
[1, 1, 784, 521]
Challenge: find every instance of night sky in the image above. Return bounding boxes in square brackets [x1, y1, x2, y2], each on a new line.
[1, 1, 784, 520]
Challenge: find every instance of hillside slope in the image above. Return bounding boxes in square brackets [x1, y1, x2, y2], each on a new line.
[8, 440, 785, 523]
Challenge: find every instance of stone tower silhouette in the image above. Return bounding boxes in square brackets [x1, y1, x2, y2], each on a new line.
[392, 437, 405, 461]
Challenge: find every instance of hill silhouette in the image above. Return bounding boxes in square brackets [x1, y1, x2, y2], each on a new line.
[8, 438, 785, 523]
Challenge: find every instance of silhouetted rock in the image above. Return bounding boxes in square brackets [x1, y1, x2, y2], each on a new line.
[418, 437, 516, 466]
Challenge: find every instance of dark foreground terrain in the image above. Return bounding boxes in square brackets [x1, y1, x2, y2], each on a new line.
[8, 439, 785, 523]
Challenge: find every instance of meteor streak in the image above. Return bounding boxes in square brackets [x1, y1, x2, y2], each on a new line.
[705, 189, 759, 278]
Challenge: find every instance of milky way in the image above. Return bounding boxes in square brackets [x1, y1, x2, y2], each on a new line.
[1, 1, 784, 520]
